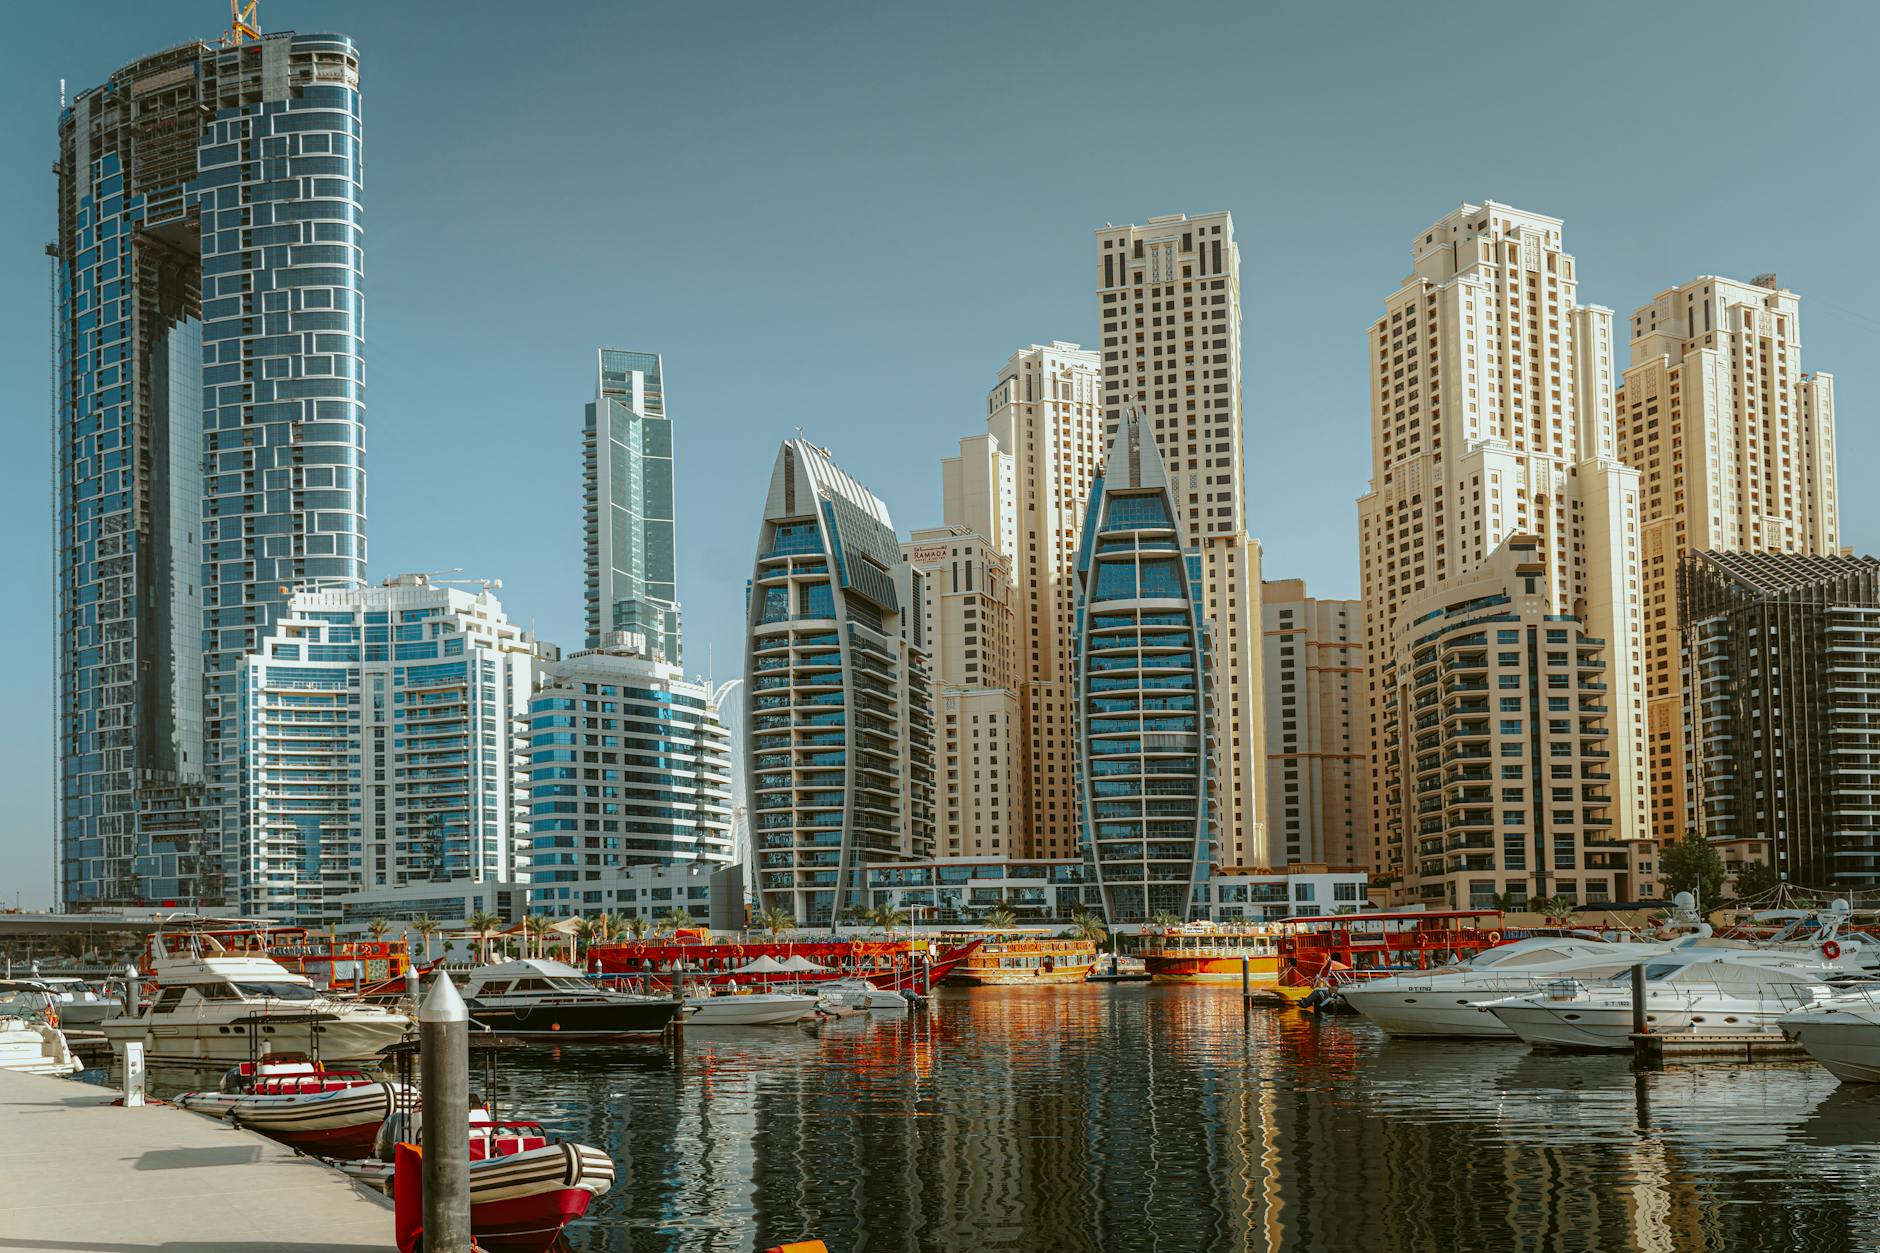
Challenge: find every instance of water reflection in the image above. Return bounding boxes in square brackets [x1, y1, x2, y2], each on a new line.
[110, 985, 1879, 1252]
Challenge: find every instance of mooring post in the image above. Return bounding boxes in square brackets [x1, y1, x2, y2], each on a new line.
[418, 973, 472, 1253]
[1241, 956, 1251, 1009]
[123, 1039, 146, 1107]
[1630, 963, 1648, 1036]
[405, 961, 420, 1005]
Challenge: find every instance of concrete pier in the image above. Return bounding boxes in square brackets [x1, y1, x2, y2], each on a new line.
[0, 1067, 390, 1252]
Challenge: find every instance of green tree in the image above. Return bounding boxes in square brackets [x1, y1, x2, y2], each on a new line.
[625, 914, 651, 942]
[1539, 895, 1577, 927]
[1730, 860, 1782, 902]
[1071, 909, 1110, 951]
[870, 904, 909, 937]
[521, 913, 551, 959]
[983, 906, 1019, 931]
[1489, 891, 1519, 914]
[367, 917, 390, 942]
[411, 915, 441, 962]
[465, 910, 502, 964]
[756, 907, 794, 940]
[1149, 911, 1184, 930]
[1659, 831, 1726, 908]
[658, 906, 694, 935]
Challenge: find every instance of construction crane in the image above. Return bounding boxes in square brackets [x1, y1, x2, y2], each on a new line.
[223, 0, 261, 48]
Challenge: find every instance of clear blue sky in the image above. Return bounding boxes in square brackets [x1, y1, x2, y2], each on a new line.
[4, 1, 1876, 907]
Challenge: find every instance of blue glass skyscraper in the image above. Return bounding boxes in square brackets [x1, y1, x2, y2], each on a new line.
[54, 31, 366, 907]
[584, 349, 680, 662]
[1074, 411, 1213, 924]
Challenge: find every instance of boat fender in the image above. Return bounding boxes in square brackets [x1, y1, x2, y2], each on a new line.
[1823, 940, 1842, 960]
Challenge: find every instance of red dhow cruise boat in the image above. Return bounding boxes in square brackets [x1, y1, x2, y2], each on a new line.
[1266, 909, 1507, 1002]
[586, 931, 982, 992]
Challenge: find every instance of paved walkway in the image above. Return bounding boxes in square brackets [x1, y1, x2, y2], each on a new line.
[0, 1067, 391, 1253]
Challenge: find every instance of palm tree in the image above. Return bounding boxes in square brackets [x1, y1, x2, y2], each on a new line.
[1149, 911, 1184, 930]
[1488, 891, 1519, 915]
[983, 905, 1019, 932]
[590, 912, 619, 947]
[872, 904, 909, 938]
[756, 906, 793, 940]
[658, 906, 695, 935]
[1540, 895, 1577, 927]
[624, 914, 651, 943]
[1071, 909, 1110, 951]
[411, 916, 440, 962]
[571, 917, 596, 957]
[367, 917, 390, 943]
[465, 910, 502, 964]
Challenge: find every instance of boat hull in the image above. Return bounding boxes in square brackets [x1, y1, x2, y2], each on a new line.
[948, 963, 1096, 987]
[1489, 1002, 1698, 1050]
[466, 998, 681, 1041]
[1340, 989, 1517, 1039]
[1786, 1017, 1880, 1084]
[1142, 955, 1280, 985]
[0, 1024, 81, 1076]
[226, 1081, 408, 1159]
[103, 1015, 408, 1064]
[686, 996, 819, 1026]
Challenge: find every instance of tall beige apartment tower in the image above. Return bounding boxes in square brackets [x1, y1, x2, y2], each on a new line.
[1356, 202, 1649, 906]
[1262, 580, 1368, 868]
[1096, 214, 1269, 866]
[1616, 276, 1840, 839]
[985, 344, 1106, 859]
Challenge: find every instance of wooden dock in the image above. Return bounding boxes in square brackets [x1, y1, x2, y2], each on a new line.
[1630, 1031, 1809, 1064]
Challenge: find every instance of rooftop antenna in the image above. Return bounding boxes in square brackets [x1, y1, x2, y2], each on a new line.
[224, 0, 262, 48]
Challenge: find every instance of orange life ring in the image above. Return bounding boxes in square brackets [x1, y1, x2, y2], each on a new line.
[1486, 931, 1502, 945]
[1823, 939, 1842, 960]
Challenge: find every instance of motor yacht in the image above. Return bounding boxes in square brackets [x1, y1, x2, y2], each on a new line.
[101, 927, 410, 1063]
[1342, 937, 1675, 1038]
[460, 958, 683, 1041]
[0, 982, 81, 1076]
[31, 976, 127, 1027]
[819, 979, 909, 1013]
[1483, 952, 1837, 1050]
[1780, 989, 1880, 1084]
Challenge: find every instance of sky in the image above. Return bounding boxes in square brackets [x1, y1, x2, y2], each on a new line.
[3, 0, 1877, 908]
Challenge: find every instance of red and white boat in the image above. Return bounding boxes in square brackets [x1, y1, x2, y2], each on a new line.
[587, 931, 983, 993]
[362, 1109, 616, 1253]
[176, 1055, 408, 1159]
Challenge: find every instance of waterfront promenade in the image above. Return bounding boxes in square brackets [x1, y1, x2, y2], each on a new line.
[0, 1068, 390, 1252]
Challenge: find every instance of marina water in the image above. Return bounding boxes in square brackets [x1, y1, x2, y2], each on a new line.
[103, 984, 1880, 1251]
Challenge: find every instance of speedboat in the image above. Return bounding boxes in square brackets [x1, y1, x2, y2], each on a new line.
[1342, 937, 1674, 1039]
[685, 989, 820, 1026]
[0, 982, 81, 1076]
[1483, 952, 1837, 1050]
[176, 1055, 406, 1158]
[820, 979, 909, 1013]
[344, 1107, 615, 1253]
[1780, 989, 1880, 1084]
[461, 958, 683, 1041]
[101, 927, 410, 1063]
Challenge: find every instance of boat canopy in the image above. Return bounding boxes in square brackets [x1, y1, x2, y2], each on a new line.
[734, 955, 791, 974]
[777, 956, 830, 972]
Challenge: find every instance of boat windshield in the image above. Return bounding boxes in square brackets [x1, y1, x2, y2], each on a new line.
[231, 981, 322, 1002]
[547, 978, 593, 994]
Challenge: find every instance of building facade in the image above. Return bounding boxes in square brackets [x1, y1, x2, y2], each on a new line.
[1074, 410, 1213, 924]
[983, 344, 1107, 860]
[1616, 277, 1840, 840]
[583, 348, 680, 661]
[746, 440, 935, 924]
[902, 520, 1024, 861]
[1095, 217, 1268, 866]
[1356, 202, 1648, 902]
[1262, 580, 1367, 867]
[55, 31, 367, 908]
[1377, 537, 1642, 909]
[527, 642, 735, 915]
[1681, 551, 1880, 888]
[237, 575, 536, 926]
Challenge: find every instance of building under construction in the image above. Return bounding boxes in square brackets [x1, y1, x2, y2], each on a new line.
[1680, 550, 1880, 888]
[53, 26, 365, 909]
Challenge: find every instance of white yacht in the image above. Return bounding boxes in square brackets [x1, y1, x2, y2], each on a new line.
[685, 989, 820, 1026]
[1483, 952, 1837, 1050]
[101, 928, 411, 1064]
[0, 982, 82, 1076]
[1342, 937, 1674, 1039]
[819, 979, 909, 1014]
[1780, 989, 1880, 1084]
[32, 976, 127, 1027]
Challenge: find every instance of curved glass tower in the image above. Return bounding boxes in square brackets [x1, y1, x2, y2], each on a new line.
[55, 32, 366, 907]
[746, 440, 934, 925]
[1074, 412, 1212, 924]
